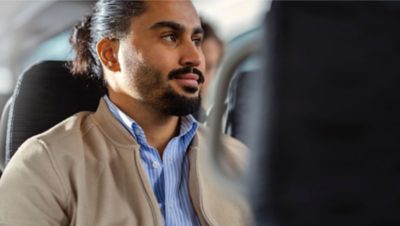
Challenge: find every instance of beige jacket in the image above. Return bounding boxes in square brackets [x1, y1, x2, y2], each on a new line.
[0, 99, 252, 226]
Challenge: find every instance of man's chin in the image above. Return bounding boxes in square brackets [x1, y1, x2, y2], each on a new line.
[181, 85, 199, 94]
[170, 82, 201, 95]
[159, 90, 201, 116]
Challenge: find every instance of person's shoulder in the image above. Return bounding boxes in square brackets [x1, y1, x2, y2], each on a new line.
[6, 111, 97, 174]
[12, 111, 97, 162]
[36, 111, 96, 144]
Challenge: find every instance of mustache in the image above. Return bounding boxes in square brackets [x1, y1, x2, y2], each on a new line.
[168, 67, 205, 84]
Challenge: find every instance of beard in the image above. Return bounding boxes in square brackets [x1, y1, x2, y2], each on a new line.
[125, 61, 202, 116]
[157, 89, 201, 116]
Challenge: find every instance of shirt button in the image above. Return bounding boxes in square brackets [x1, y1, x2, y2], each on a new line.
[152, 161, 160, 169]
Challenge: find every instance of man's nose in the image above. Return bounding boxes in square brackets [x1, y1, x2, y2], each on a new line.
[179, 40, 203, 67]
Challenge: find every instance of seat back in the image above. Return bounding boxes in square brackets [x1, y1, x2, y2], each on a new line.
[224, 64, 259, 144]
[4, 61, 104, 167]
[0, 98, 12, 174]
[248, 2, 400, 225]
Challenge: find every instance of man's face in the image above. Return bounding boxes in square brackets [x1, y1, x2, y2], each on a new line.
[117, 0, 205, 116]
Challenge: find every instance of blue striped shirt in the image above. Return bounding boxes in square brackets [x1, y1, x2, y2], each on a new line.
[104, 96, 200, 226]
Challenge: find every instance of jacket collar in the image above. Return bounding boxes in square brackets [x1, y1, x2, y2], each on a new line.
[92, 97, 201, 148]
[92, 98, 138, 148]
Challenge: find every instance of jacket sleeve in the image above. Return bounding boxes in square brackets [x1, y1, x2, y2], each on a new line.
[0, 137, 70, 226]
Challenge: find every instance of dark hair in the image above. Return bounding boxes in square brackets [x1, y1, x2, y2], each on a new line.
[69, 0, 147, 82]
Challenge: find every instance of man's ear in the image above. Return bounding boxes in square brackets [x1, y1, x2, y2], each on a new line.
[96, 38, 120, 72]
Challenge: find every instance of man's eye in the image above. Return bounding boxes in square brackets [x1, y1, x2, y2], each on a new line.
[162, 34, 177, 42]
[192, 36, 203, 46]
[192, 38, 202, 46]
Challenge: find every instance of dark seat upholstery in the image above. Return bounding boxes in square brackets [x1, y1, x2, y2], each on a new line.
[0, 98, 11, 175]
[1, 61, 105, 169]
[248, 2, 400, 225]
[224, 68, 259, 144]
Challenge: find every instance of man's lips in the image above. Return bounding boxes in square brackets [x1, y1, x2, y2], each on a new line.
[168, 67, 205, 85]
[173, 73, 200, 87]
[176, 73, 199, 81]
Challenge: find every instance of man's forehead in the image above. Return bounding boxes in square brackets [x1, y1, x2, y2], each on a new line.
[144, 0, 197, 13]
[140, 0, 201, 28]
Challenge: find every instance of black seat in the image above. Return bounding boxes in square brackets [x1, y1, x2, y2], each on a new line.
[0, 61, 105, 170]
[0, 98, 11, 175]
[247, 2, 400, 225]
[224, 64, 260, 144]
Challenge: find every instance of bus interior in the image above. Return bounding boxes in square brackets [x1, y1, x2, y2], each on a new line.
[1, 1, 400, 225]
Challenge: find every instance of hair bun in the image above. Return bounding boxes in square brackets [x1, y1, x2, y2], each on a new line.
[69, 15, 95, 76]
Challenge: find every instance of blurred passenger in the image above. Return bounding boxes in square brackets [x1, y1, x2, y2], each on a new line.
[0, 0, 250, 226]
[201, 20, 225, 103]
[193, 20, 225, 122]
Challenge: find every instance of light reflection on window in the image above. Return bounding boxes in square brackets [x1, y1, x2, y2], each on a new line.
[23, 30, 74, 69]
[0, 66, 13, 94]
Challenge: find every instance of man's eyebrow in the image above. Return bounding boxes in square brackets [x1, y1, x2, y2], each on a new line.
[150, 21, 204, 35]
[150, 21, 184, 32]
[193, 27, 204, 35]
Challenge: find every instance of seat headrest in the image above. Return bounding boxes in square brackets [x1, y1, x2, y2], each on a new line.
[6, 61, 105, 163]
[0, 98, 11, 172]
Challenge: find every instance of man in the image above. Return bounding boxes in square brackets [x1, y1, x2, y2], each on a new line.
[0, 0, 251, 226]
[193, 20, 225, 122]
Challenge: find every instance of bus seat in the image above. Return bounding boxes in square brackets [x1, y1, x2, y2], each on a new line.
[2, 60, 105, 169]
[248, 2, 400, 225]
[224, 68, 260, 144]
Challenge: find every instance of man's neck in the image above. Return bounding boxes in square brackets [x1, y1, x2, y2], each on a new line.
[109, 93, 180, 157]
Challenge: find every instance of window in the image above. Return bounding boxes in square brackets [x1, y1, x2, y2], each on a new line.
[23, 30, 74, 69]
